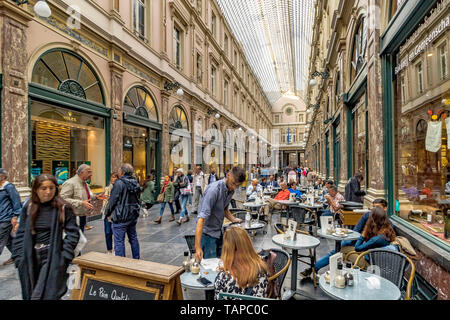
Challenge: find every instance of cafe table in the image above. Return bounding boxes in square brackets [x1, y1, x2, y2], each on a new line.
[317, 228, 361, 252]
[224, 220, 267, 237]
[319, 271, 401, 300]
[272, 233, 321, 300]
[180, 264, 217, 300]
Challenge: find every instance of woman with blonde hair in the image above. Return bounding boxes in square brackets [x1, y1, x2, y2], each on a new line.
[214, 227, 269, 299]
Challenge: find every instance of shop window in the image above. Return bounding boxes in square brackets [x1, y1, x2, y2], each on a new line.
[352, 98, 367, 181]
[169, 106, 190, 173]
[133, 0, 146, 40]
[32, 49, 104, 105]
[224, 34, 229, 55]
[335, 70, 341, 110]
[400, 75, 406, 104]
[30, 101, 106, 192]
[274, 114, 280, 123]
[438, 42, 448, 80]
[124, 86, 158, 122]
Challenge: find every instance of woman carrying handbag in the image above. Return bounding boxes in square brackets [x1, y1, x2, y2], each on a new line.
[154, 175, 175, 224]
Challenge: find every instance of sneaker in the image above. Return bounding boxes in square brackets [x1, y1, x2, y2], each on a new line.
[2, 258, 14, 265]
[300, 268, 312, 278]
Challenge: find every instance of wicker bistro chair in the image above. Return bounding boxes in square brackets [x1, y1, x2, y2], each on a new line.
[183, 234, 196, 256]
[273, 223, 318, 288]
[353, 249, 416, 300]
[290, 205, 318, 236]
[267, 248, 291, 299]
[217, 293, 275, 300]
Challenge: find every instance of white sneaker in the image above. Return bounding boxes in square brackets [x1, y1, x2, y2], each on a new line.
[106, 251, 114, 255]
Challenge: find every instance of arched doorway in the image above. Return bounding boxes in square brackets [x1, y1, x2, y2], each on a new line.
[169, 105, 190, 174]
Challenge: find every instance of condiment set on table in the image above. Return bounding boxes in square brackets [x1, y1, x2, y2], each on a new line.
[323, 252, 357, 290]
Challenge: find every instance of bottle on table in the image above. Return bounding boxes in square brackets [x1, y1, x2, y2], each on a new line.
[245, 211, 251, 228]
[191, 259, 200, 274]
[182, 251, 191, 272]
[344, 262, 354, 286]
[334, 262, 346, 289]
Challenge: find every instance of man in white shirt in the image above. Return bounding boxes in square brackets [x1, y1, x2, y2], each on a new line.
[192, 166, 206, 215]
[246, 179, 262, 200]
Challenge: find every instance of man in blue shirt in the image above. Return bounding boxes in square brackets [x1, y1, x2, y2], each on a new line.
[194, 166, 246, 262]
[288, 181, 302, 199]
[266, 175, 279, 188]
[0, 169, 22, 265]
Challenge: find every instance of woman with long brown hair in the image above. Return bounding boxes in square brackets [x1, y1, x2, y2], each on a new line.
[214, 226, 269, 299]
[355, 206, 396, 252]
[12, 174, 80, 300]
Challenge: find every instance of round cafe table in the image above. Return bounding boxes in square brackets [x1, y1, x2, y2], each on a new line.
[180, 266, 217, 300]
[319, 271, 401, 300]
[317, 228, 361, 252]
[272, 233, 320, 300]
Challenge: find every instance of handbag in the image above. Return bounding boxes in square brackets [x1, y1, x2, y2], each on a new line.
[157, 193, 164, 203]
[62, 205, 87, 256]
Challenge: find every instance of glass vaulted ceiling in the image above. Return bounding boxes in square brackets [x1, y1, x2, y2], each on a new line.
[217, 0, 316, 105]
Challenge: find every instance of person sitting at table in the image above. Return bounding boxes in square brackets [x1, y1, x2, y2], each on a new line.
[314, 178, 324, 190]
[318, 185, 344, 222]
[288, 181, 303, 199]
[277, 175, 285, 186]
[246, 179, 262, 201]
[266, 175, 279, 188]
[214, 226, 269, 300]
[301, 206, 397, 278]
[260, 177, 268, 188]
[260, 182, 291, 219]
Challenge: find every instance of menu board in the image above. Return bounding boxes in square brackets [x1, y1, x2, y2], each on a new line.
[31, 160, 43, 180]
[82, 278, 156, 300]
[52, 161, 69, 185]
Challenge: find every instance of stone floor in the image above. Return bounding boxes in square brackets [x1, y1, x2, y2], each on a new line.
[0, 190, 335, 300]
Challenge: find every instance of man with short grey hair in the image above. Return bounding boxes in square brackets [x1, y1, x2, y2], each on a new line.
[105, 164, 141, 259]
[61, 164, 99, 233]
[0, 169, 22, 265]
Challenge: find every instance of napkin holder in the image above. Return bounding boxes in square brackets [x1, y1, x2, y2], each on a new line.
[329, 252, 343, 287]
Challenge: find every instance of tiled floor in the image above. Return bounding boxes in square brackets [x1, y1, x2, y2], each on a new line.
[0, 191, 335, 300]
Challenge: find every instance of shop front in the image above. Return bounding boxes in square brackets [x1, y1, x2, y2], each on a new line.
[29, 48, 109, 193]
[381, 0, 449, 299]
[123, 86, 161, 186]
[169, 105, 191, 174]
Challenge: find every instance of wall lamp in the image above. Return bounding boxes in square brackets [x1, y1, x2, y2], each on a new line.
[309, 68, 330, 86]
[14, 0, 51, 18]
[207, 108, 220, 119]
[164, 81, 183, 96]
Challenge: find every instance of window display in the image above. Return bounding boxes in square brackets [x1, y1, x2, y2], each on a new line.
[30, 101, 106, 193]
[393, 5, 450, 245]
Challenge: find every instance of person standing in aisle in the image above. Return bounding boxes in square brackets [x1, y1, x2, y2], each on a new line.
[140, 174, 155, 218]
[60, 164, 99, 233]
[100, 172, 119, 255]
[171, 167, 182, 215]
[192, 166, 206, 215]
[12, 174, 80, 300]
[194, 166, 246, 262]
[154, 174, 175, 224]
[187, 170, 194, 208]
[345, 173, 366, 203]
[104, 164, 141, 259]
[0, 169, 22, 266]
[174, 168, 191, 225]
[207, 168, 218, 186]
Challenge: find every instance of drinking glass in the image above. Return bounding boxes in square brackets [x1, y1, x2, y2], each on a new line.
[353, 266, 361, 285]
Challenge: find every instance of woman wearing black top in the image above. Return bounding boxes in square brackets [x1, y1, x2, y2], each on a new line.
[12, 174, 80, 300]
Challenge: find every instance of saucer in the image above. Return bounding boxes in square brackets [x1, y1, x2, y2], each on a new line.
[332, 232, 348, 238]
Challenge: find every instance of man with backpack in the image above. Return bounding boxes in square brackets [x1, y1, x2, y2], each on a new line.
[104, 164, 141, 259]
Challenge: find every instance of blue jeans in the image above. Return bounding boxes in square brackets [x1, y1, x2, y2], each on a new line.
[179, 194, 189, 218]
[188, 193, 192, 205]
[112, 219, 140, 259]
[104, 218, 113, 251]
[159, 202, 175, 217]
[201, 233, 223, 259]
[79, 216, 86, 232]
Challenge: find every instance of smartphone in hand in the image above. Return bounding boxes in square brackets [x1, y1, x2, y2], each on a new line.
[197, 276, 212, 286]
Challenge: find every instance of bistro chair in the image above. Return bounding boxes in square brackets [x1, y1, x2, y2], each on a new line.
[267, 248, 291, 299]
[217, 292, 275, 300]
[353, 248, 416, 300]
[183, 234, 196, 256]
[290, 205, 318, 236]
[273, 224, 318, 288]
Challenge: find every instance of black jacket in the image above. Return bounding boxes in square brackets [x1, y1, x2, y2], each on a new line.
[105, 175, 141, 223]
[12, 202, 80, 300]
[344, 176, 366, 203]
[173, 174, 189, 200]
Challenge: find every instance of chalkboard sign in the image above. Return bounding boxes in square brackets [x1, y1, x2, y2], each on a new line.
[82, 278, 156, 300]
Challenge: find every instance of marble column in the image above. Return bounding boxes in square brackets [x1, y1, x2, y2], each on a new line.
[161, 91, 170, 175]
[109, 61, 125, 174]
[0, 1, 33, 196]
[365, 0, 386, 206]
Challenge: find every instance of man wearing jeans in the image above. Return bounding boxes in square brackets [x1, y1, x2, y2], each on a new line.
[191, 166, 206, 215]
[0, 169, 22, 265]
[105, 164, 141, 259]
[194, 166, 246, 262]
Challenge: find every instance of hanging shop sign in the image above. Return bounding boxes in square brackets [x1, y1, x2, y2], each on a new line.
[395, 3, 450, 75]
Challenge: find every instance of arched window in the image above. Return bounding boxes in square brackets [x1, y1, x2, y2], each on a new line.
[32, 49, 104, 104]
[124, 86, 158, 122]
[169, 105, 189, 130]
[350, 16, 367, 82]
